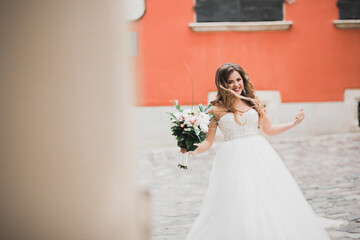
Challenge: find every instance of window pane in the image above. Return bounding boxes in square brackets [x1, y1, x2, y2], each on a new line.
[195, 0, 283, 22]
[240, 0, 283, 21]
[337, 0, 360, 20]
[195, 0, 241, 22]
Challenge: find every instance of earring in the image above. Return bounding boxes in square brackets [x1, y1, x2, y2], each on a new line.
[242, 88, 246, 95]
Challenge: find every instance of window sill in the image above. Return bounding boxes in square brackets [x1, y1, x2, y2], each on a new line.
[333, 19, 360, 29]
[189, 21, 293, 32]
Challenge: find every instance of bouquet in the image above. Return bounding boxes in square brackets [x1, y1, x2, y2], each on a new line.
[168, 100, 214, 169]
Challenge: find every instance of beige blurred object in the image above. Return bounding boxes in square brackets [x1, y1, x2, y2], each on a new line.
[0, 1, 148, 240]
[138, 188, 152, 240]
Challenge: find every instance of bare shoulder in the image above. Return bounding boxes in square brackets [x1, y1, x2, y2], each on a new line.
[210, 103, 228, 120]
[211, 103, 225, 113]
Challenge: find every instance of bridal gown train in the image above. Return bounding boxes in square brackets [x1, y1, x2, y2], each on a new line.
[186, 108, 331, 240]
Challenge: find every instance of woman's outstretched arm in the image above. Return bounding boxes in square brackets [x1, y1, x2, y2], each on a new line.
[260, 108, 305, 136]
[193, 118, 218, 154]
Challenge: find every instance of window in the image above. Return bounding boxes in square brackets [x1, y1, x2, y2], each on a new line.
[337, 0, 360, 20]
[195, 0, 284, 22]
[333, 0, 360, 29]
[189, 0, 292, 32]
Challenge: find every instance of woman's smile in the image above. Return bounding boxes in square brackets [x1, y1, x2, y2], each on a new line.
[233, 87, 241, 93]
[227, 71, 243, 94]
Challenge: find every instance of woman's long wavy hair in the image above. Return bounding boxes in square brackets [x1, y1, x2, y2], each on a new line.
[210, 63, 265, 125]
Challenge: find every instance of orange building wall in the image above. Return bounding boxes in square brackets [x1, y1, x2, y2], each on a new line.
[131, 0, 360, 106]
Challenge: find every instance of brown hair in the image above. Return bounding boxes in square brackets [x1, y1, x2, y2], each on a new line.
[210, 63, 265, 125]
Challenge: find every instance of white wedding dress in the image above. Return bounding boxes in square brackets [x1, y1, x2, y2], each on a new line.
[186, 108, 331, 240]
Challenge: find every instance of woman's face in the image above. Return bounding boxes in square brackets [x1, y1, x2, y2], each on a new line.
[227, 70, 244, 94]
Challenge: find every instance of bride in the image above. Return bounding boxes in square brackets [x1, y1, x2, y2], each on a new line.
[183, 63, 331, 240]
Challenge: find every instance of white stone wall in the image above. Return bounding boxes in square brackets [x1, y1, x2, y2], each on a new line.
[134, 90, 360, 148]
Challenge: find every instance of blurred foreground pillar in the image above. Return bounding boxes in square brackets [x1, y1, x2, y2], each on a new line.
[0, 1, 145, 239]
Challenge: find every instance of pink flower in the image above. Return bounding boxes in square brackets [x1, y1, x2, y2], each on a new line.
[181, 124, 185, 128]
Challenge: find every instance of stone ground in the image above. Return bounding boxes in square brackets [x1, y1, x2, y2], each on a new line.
[137, 132, 360, 240]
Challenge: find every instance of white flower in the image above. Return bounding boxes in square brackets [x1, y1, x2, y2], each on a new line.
[184, 109, 193, 114]
[199, 123, 209, 132]
[199, 112, 207, 118]
[184, 117, 191, 125]
[197, 116, 209, 126]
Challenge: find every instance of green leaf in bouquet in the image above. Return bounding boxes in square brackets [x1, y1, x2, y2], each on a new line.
[171, 99, 183, 112]
[198, 103, 204, 112]
[185, 138, 194, 150]
[186, 143, 192, 151]
[204, 104, 212, 113]
[171, 126, 182, 134]
[168, 112, 180, 123]
[186, 132, 195, 139]
[177, 140, 186, 148]
[186, 132, 197, 142]
[199, 132, 207, 140]
[188, 144, 198, 152]
[192, 135, 199, 141]
[208, 112, 215, 119]
[194, 126, 200, 136]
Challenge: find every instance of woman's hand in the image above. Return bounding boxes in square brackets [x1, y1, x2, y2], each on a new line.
[261, 108, 305, 136]
[293, 108, 305, 126]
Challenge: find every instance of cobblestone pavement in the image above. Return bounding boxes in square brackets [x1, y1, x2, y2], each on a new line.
[137, 133, 360, 240]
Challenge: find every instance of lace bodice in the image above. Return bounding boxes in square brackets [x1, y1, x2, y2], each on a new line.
[217, 108, 260, 141]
